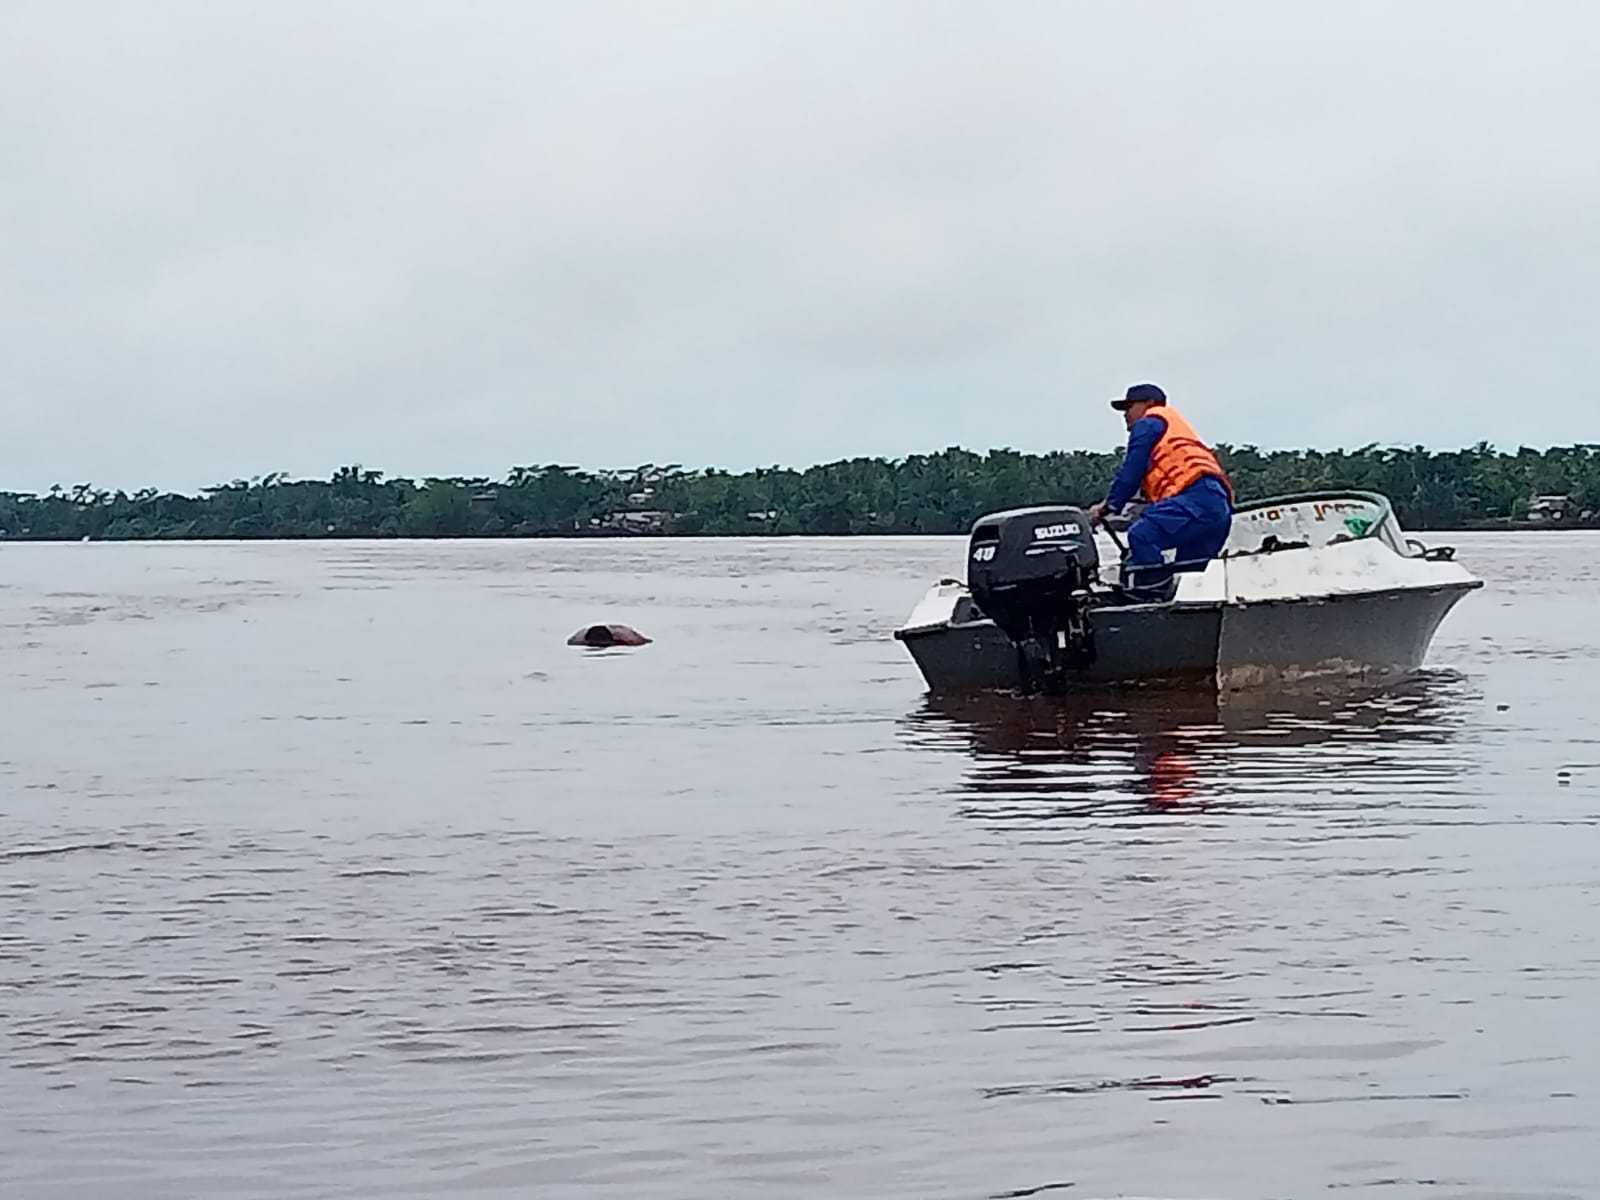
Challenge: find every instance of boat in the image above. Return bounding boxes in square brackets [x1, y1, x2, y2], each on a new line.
[892, 490, 1482, 695]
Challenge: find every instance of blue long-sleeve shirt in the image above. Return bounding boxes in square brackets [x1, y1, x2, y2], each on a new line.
[1104, 413, 1167, 513]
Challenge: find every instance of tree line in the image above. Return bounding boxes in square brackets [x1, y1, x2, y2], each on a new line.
[3, 443, 1597, 541]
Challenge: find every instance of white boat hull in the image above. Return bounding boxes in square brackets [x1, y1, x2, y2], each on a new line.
[894, 491, 1483, 696]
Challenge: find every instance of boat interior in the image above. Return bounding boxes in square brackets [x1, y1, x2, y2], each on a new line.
[952, 490, 1462, 620]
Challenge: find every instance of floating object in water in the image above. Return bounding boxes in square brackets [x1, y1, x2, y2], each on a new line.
[568, 623, 651, 648]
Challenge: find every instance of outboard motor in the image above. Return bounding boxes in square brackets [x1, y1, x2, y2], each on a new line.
[967, 505, 1101, 692]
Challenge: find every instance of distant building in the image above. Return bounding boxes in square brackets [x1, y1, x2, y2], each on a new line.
[1526, 494, 1572, 522]
[591, 510, 673, 534]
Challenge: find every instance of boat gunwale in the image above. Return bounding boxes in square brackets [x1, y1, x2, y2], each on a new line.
[892, 576, 1482, 641]
[893, 597, 1226, 639]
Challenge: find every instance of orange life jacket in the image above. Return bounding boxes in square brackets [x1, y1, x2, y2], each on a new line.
[1141, 405, 1233, 503]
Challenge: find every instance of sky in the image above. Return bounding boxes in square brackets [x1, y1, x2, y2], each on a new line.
[4, 0, 1600, 493]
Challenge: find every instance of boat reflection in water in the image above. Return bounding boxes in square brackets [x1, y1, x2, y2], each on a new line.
[898, 672, 1480, 826]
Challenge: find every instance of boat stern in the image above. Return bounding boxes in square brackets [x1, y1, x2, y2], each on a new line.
[893, 579, 972, 640]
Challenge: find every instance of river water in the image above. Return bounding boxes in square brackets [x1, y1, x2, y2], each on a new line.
[2, 533, 1596, 1199]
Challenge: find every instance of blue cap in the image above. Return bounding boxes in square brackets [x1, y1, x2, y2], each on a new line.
[1111, 382, 1166, 410]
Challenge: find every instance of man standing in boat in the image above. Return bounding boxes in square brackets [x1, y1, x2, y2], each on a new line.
[1087, 383, 1234, 596]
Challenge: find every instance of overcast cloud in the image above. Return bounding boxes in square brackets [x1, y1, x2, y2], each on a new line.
[3, 0, 1599, 492]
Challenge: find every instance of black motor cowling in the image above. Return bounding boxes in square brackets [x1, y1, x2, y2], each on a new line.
[967, 505, 1101, 690]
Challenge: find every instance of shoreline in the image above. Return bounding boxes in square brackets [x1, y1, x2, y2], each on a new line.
[2, 523, 1595, 545]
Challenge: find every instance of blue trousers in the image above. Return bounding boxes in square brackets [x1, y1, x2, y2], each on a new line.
[1124, 475, 1232, 591]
